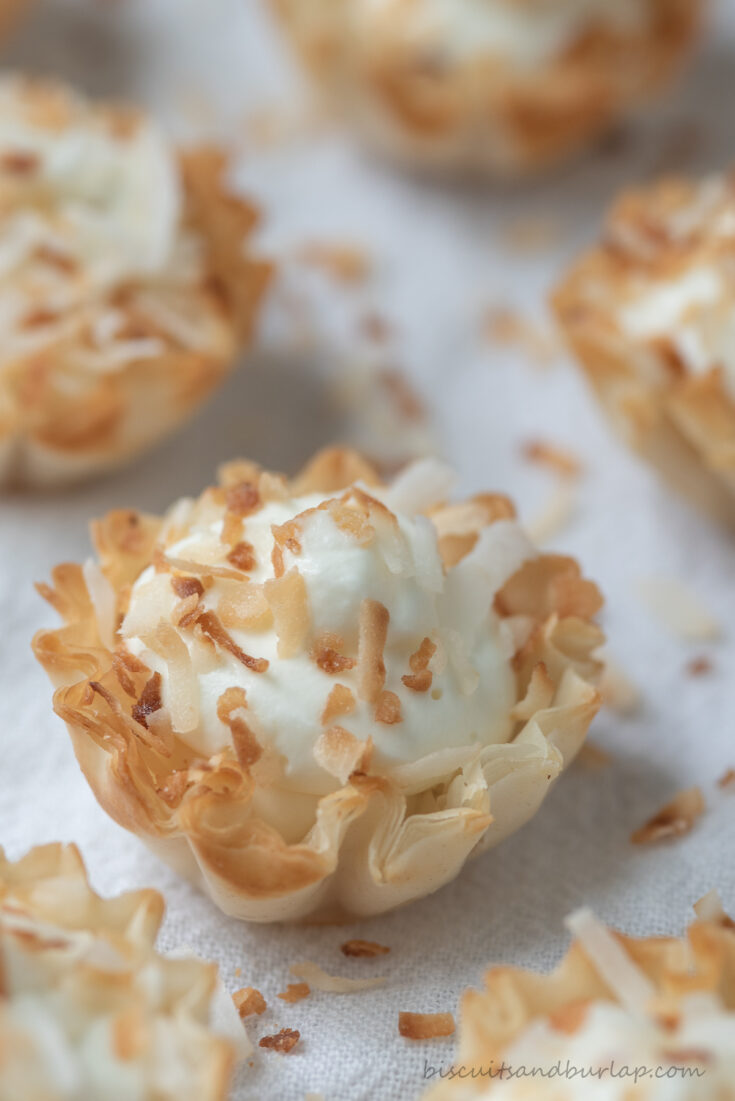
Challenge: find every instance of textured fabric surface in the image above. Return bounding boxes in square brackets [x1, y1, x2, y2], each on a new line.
[2, 2, 735, 1099]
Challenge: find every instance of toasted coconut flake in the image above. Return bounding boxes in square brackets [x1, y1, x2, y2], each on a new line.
[522, 440, 582, 478]
[340, 940, 390, 958]
[525, 482, 577, 545]
[310, 632, 355, 675]
[385, 458, 455, 516]
[197, 611, 269, 673]
[357, 599, 389, 703]
[277, 982, 311, 1003]
[631, 787, 705, 845]
[313, 727, 372, 785]
[320, 684, 356, 726]
[111, 651, 140, 698]
[225, 482, 261, 517]
[482, 305, 559, 365]
[171, 575, 206, 600]
[599, 657, 641, 716]
[687, 655, 713, 676]
[217, 688, 262, 770]
[131, 672, 163, 729]
[637, 578, 721, 641]
[398, 1012, 455, 1040]
[693, 890, 735, 928]
[717, 769, 735, 789]
[290, 961, 386, 993]
[232, 987, 267, 1018]
[565, 908, 656, 1013]
[297, 241, 370, 284]
[375, 690, 403, 724]
[227, 541, 257, 572]
[259, 1028, 300, 1053]
[264, 569, 310, 658]
[402, 669, 432, 693]
[141, 620, 198, 734]
[218, 583, 272, 631]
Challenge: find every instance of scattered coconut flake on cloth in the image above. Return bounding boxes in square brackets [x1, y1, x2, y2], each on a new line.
[636, 578, 721, 641]
[630, 787, 706, 845]
[290, 962, 387, 994]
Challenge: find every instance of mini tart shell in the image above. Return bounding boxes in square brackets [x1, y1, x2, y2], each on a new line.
[33, 448, 603, 924]
[553, 175, 735, 530]
[271, 0, 702, 175]
[425, 909, 735, 1099]
[0, 842, 234, 1100]
[0, 144, 271, 489]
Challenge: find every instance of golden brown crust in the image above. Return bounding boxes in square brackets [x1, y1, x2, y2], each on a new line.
[33, 447, 603, 923]
[272, 0, 702, 175]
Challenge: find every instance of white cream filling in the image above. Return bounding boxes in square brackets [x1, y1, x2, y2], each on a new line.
[122, 491, 529, 796]
[483, 997, 735, 1099]
[357, 0, 646, 66]
[619, 265, 735, 397]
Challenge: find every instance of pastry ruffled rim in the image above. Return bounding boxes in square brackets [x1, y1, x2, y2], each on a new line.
[0, 842, 235, 1100]
[553, 174, 735, 528]
[33, 448, 603, 922]
[271, 0, 701, 173]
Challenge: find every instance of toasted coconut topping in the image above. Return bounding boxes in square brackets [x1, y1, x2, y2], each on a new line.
[313, 727, 372, 785]
[631, 786, 705, 845]
[227, 541, 257, 572]
[565, 908, 657, 1013]
[196, 611, 269, 673]
[131, 672, 163, 729]
[232, 987, 266, 1018]
[0, 844, 238, 1099]
[259, 1028, 300, 1053]
[36, 448, 605, 922]
[375, 690, 403, 724]
[321, 683, 356, 726]
[264, 569, 310, 658]
[277, 982, 311, 1003]
[340, 939, 390, 958]
[311, 632, 355, 675]
[718, 769, 735, 789]
[399, 1012, 455, 1040]
[290, 961, 386, 993]
[357, 599, 390, 703]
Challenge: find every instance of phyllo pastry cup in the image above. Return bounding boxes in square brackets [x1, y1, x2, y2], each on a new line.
[270, 0, 702, 176]
[554, 171, 735, 529]
[0, 842, 239, 1100]
[0, 76, 271, 489]
[425, 898, 735, 1099]
[33, 448, 603, 923]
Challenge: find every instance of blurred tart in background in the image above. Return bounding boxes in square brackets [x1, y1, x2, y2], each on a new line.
[34, 447, 603, 923]
[0, 76, 271, 489]
[270, 0, 703, 175]
[425, 896, 735, 1099]
[0, 842, 244, 1100]
[554, 170, 735, 528]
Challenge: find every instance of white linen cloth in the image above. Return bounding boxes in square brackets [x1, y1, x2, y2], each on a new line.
[2, 1, 734, 1098]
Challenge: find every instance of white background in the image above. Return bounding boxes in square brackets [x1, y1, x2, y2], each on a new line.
[2, 2, 735, 1098]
